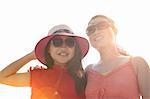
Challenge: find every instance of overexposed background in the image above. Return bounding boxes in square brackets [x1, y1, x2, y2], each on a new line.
[0, 0, 149, 98]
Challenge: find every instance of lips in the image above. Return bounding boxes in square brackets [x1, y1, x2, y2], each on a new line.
[95, 36, 104, 41]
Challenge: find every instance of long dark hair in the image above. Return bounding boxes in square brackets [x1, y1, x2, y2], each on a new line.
[44, 37, 86, 95]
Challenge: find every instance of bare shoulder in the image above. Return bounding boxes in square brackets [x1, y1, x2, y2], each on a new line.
[131, 56, 149, 68]
[85, 64, 94, 72]
[119, 55, 131, 62]
[131, 56, 150, 97]
[131, 56, 150, 73]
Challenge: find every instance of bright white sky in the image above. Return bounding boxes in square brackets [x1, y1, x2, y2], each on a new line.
[0, 0, 149, 98]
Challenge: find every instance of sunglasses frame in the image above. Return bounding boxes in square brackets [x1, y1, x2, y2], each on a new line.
[51, 36, 76, 48]
[86, 21, 112, 36]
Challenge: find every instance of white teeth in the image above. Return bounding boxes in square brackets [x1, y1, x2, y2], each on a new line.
[59, 52, 68, 56]
[95, 36, 103, 41]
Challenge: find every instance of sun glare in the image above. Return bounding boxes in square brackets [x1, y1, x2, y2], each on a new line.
[0, 0, 149, 99]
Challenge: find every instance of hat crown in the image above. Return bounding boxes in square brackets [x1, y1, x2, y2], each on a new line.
[48, 24, 73, 36]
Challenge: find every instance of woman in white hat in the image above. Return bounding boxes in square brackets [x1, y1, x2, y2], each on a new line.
[0, 24, 89, 99]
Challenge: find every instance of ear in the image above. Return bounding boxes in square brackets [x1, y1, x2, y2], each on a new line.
[112, 25, 118, 34]
[114, 27, 118, 34]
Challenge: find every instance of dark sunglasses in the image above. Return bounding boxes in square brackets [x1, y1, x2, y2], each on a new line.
[86, 21, 112, 36]
[51, 37, 75, 48]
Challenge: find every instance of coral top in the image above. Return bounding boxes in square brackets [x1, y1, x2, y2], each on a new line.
[30, 65, 85, 99]
[85, 60, 140, 99]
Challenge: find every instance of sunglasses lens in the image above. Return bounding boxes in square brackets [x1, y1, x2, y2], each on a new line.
[51, 37, 75, 48]
[86, 22, 111, 36]
[52, 38, 63, 47]
[66, 38, 75, 47]
[86, 26, 96, 36]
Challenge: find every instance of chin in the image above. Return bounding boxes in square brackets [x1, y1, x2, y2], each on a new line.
[58, 60, 70, 64]
[95, 45, 107, 51]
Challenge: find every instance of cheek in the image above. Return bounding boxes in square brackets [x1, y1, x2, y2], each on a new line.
[89, 39, 98, 48]
[48, 46, 57, 56]
[89, 36, 94, 43]
[89, 36, 97, 44]
[69, 48, 75, 57]
[106, 31, 115, 40]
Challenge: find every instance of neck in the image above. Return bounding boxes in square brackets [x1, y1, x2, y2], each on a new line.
[98, 45, 121, 63]
[54, 63, 67, 68]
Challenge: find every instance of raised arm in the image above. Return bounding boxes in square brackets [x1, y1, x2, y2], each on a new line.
[0, 51, 36, 87]
[132, 56, 150, 99]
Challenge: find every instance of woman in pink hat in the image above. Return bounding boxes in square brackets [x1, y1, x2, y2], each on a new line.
[0, 24, 89, 99]
[85, 15, 150, 99]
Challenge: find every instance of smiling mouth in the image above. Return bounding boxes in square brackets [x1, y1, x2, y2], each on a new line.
[58, 52, 69, 56]
[95, 36, 104, 41]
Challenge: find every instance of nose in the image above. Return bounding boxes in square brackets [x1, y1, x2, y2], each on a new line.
[61, 41, 67, 48]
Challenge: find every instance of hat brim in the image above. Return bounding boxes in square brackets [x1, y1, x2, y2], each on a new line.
[35, 33, 89, 65]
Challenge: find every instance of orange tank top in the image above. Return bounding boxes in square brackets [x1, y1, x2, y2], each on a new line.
[30, 65, 85, 99]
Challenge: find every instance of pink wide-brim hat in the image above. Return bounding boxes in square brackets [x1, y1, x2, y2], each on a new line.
[35, 24, 89, 65]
